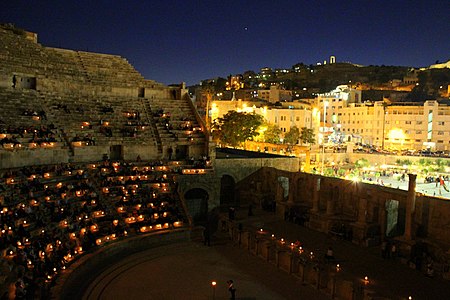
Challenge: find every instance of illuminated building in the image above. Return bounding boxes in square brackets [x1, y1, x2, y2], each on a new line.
[314, 85, 450, 151]
[256, 85, 292, 103]
[211, 99, 319, 144]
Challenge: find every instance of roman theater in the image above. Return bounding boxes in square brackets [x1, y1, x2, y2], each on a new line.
[1, 25, 450, 300]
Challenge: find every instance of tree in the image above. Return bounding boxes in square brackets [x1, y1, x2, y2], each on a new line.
[211, 111, 263, 148]
[284, 126, 300, 145]
[299, 127, 316, 145]
[262, 123, 282, 144]
[355, 158, 370, 169]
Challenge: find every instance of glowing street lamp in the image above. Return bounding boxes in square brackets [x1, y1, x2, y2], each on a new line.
[211, 281, 217, 299]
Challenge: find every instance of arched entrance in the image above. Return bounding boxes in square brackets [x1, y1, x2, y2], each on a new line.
[220, 175, 235, 207]
[184, 188, 209, 225]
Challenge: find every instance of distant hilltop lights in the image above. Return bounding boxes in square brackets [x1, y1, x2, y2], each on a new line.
[317, 55, 336, 66]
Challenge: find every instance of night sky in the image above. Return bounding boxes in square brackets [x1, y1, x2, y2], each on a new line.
[1, 0, 449, 85]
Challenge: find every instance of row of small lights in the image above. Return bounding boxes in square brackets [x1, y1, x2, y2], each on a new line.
[256, 228, 413, 299]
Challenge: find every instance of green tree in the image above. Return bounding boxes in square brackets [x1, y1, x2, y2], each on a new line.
[263, 123, 282, 144]
[284, 126, 300, 145]
[211, 111, 263, 148]
[299, 127, 316, 145]
[355, 158, 370, 169]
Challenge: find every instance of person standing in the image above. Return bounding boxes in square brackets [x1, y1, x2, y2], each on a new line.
[381, 240, 387, 259]
[390, 243, 397, 259]
[167, 147, 173, 160]
[325, 246, 334, 262]
[227, 280, 236, 300]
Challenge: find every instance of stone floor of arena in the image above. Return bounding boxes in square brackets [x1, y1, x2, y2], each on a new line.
[61, 208, 450, 300]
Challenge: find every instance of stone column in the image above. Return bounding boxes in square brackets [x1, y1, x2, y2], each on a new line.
[312, 177, 320, 212]
[379, 196, 387, 239]
[326, 193, 334, 215]
[404, 174, 417, 240]
[276, 182, 284, 203]
[357, 197, 367, 224]
[287, 178, 295, 205]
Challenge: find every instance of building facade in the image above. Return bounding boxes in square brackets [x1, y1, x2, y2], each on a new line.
[210, 99, 319, 143]
[318, 93, 450, 151]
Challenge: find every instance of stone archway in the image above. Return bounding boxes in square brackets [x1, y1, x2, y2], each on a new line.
[184, 188, 209, 225]
[219, 175, 236, 206]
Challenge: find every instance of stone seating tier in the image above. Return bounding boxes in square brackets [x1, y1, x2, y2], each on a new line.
[0, 89, 209, 156]
[0, 28, 145, 87]
[145, 98, 207, 149]
[0, 161, 191, 298]
[0, 27, 206, 157]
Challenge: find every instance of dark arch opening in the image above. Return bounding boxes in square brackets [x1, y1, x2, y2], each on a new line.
[184, 188, 209, 225]
[220, 175, 235, 207]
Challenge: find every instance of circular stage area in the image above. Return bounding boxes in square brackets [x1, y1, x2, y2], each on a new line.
[56, 237, 328, 300]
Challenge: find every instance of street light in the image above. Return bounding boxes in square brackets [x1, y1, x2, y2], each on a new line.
[321, 101, 328, 175]
[211, 281, 217, 299]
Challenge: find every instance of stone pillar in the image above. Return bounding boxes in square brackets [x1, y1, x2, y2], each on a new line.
[326, 196, 334, 215]
[379, 197, 387, 239]
[312, 177, 320, 212]
[404, 174, 417, 241]
[357, 197, 367, 224]
[276, 182, 284, 203]
[287, 178, 295, 205]
[255, 238, 260, 256]
[288, 252, 294, 274]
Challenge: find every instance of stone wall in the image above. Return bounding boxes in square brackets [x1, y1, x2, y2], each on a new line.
[215, 157, 300, 183]
[227, 166, 450, 273]
[0, 148, 69, 169]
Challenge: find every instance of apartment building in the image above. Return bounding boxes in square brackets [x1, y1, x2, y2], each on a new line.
[210, 99, 318, 142]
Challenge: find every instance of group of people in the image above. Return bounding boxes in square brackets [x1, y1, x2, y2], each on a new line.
[381, 240, 398, 259]
[154, 108, 203, 144]
[71, 134, 95, 146]
[22, 109, 46, 120]
[1, 125, 60, 149]
[0, 159, 188, 299]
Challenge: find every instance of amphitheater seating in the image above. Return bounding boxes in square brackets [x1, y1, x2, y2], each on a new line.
[0, 26, 144, 87]
[0, 160, 199, 298]
[0, 24, 207, 160]
[0, 84, 206, 158]
[148, 98, 206, 147]
[0, 88, 64, 150]
[0, 24, 212, 299]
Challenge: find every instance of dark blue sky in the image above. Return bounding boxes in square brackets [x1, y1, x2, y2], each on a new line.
[1, 0, 449, 85]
